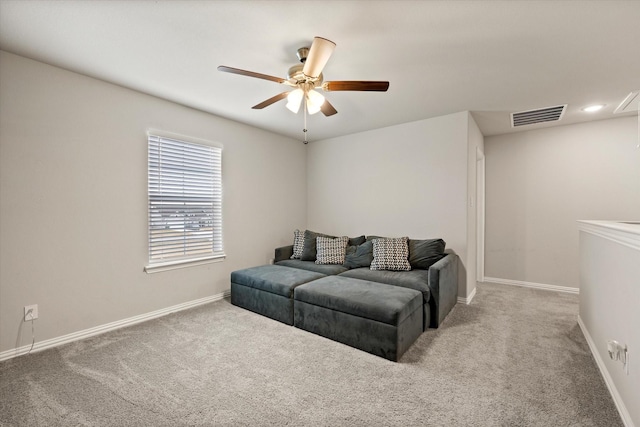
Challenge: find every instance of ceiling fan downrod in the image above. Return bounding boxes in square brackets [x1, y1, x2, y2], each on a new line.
[296, 47, 309, 63]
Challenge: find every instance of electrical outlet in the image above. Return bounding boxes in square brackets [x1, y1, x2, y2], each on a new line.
[24, 304, 38, 321]
[608, 340, 629, 374]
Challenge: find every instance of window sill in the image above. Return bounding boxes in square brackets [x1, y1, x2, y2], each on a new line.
[144, 254, 226, 274]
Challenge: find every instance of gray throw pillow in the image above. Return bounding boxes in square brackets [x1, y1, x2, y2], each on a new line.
[343, 240, 374, 269]
[408, 238, 446, 270]
[348, 235, 366, 246]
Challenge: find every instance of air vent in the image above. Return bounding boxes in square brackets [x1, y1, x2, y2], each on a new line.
[614, 91, 639, 114]
[511, 105, 566, 127]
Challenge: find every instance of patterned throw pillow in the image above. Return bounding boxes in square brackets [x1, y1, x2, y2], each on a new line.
[290, 229, 305, 259]
[315, 236, 349, 265]
[301, 230, 335, 261]
[370, 237, 412, 271]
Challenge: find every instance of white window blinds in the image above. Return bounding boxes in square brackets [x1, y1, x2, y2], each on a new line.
[147, 134, 223, 264]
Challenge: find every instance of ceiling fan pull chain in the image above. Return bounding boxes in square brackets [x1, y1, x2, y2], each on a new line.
[303, 100, 308, 144]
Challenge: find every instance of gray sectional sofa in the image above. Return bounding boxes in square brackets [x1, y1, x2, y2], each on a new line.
[231, 232, 459, 361]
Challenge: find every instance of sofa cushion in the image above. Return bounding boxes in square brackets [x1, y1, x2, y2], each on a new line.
[370, 237, 411, 271]
[409, 238, 446, 270]
[230, 265, 325, 298]
[290, 229, 305, 259]
[276, 259, 348, 275]
[294, 276, 422, 326]
[316, 236, 349, 265]
[343, 240, 374, 269]
[339, 268, 431, 303]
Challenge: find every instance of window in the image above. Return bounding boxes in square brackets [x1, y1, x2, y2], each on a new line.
[145, 132, 223, 272]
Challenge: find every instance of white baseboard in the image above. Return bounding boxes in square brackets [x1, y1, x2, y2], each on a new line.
[457, 286, 477, 305]
[578, 316, 634, 427]
[483, 276, 579, 294]
[0, 289, 231, 362]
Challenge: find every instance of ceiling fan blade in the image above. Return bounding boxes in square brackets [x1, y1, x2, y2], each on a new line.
[252, 92, 290, 109]
[218, 65, 285, 84]
[302, 37, 336, 78]
[322, 81, 390, 92]
[321, 100, 338, 116]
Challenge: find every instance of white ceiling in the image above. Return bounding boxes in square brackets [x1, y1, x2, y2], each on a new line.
[1, 1, 639, 142]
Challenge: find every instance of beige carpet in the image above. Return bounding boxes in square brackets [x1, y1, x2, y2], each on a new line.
[0, 282, 622, 426]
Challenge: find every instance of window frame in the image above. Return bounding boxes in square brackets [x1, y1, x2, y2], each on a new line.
[144, 130, 224, 274]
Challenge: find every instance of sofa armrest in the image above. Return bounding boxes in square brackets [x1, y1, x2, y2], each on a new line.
[275, 245, 294, 262]
[427, 252, 459, 328]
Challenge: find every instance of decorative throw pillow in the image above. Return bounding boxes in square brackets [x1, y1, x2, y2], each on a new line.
[343, 240, 374, 269]
[290, 229, 305, 259]
[301, 230, 335, 261]
[408, 238, 446, 270]
[315, 236, 349, 265]
[370, 237, 411, 271]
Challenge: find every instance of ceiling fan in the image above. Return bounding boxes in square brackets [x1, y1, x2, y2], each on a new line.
[218, 36, 389, 142]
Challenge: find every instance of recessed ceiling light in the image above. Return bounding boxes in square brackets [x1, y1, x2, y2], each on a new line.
[582, 104, 605, 113]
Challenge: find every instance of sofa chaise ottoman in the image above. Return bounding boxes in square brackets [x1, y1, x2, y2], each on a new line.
[230, 265, 325, 325]
[293, 276, 424, 361]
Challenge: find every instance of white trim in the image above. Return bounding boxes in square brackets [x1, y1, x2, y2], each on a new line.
[577, 220, 640, 251]
[457, 286, 477, 305]
[0, 290, 231, 362]
[578, 316, 635, 427]
[483, 277, 579, 294]
[476, 153, 485, 282]
[146, 128, 224, 149]
[144, 254, 226, 274]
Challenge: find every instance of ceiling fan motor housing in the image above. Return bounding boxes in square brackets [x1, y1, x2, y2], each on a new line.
[287, 64, 323, 86]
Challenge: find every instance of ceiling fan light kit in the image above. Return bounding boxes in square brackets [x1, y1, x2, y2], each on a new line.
[286, 88, 304, 114]
[306, 89, 325, 114]
[218, 36, 390, 142]
[286, 85, 326, 115]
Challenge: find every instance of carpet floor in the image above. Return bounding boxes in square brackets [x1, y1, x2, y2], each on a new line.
[0, 282, 623, 426]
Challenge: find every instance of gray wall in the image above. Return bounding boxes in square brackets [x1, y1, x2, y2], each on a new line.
[307, 111, 480, 298]
[0, 51, 307, 354]
[579, 225, 639, 426]
[484, 116, 640, 289]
